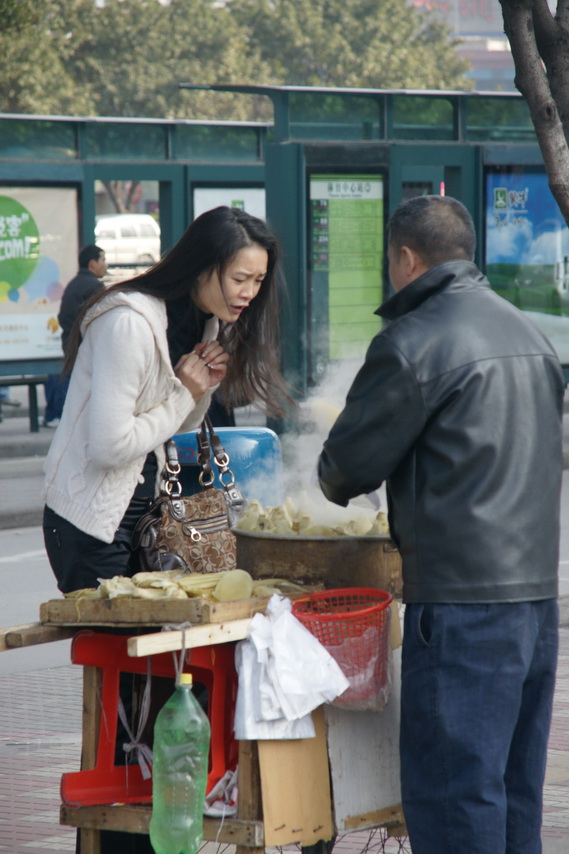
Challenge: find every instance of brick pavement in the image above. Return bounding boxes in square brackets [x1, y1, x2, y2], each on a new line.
[0, 629, 568, 854]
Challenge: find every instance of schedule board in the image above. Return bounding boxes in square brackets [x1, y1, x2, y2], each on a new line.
[309, 175, 384, 372]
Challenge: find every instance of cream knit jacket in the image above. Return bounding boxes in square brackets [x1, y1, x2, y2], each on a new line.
[43, 290, 217, 543]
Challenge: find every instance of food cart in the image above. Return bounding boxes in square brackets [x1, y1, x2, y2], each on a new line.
[0, 531, 406, 854]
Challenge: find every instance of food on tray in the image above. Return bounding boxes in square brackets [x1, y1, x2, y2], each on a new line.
[213, 569, 254, 602]
[63, 587, 100, 600]
[235, 494, 390, 537]
[98, 576, 138, 598]
[62, 569, 313, 603]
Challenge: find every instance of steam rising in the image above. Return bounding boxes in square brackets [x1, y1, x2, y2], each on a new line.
[277, 359, 386, 526]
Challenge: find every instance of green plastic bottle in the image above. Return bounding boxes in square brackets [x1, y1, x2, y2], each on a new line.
[149, 673, 211, 854]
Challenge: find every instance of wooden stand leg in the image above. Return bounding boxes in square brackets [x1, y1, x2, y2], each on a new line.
[78, 665, 102, 854]
[236, 740, 264, 854]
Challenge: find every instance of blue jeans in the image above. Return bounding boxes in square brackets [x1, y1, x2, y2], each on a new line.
[400, 600, 558, 854]
[43, 373, 70, 423]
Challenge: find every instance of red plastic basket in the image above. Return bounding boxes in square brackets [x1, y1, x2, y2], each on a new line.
[292, 587, 393, 709]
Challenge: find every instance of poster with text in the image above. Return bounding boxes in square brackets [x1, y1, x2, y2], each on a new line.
[193, 187, 265, 221]
[309, 175, 384, 368]
[485, 169, 569, 365]
[0, 186, 78, 362]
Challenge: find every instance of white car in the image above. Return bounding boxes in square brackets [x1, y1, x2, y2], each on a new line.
[95, 213, 161, 265]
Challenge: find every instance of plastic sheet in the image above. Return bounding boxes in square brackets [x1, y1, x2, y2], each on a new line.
[234, 594, 349, 740]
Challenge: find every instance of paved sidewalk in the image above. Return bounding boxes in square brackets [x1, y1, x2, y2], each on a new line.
[0, 630, 567, 853]
[1, 385, 569, 851]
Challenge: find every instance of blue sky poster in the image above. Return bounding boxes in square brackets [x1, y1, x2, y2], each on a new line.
[485, 169, 569, 365]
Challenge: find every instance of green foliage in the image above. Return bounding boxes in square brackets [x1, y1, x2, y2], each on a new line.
[230, 0, 472, 90]
[0, 0, 49, 31]
[0, 0, 473, 120]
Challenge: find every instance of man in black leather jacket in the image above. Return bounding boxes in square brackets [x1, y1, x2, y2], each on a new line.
[318, 195, 564, 854]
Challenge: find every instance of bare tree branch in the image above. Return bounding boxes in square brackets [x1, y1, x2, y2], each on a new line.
[500, 0, 569, 226]
[533, 0, 556, 43]
[556, 0, 569, 29]
[533, 0, 569, 131]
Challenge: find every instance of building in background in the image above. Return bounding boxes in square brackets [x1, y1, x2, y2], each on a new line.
[412, 0, 516, 92]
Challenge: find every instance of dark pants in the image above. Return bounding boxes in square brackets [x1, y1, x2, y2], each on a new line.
[43, 504, 150, 593]
[43, 373, 70, 423]
[400, 600, 558, 854]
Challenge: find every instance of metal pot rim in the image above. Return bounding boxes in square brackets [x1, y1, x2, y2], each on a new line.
[233, 528, 392, 543]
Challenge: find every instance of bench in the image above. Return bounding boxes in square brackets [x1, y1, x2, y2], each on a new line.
[0, 375, 50, 432]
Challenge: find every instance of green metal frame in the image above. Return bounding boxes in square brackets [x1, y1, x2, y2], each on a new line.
[0, 88, 553, 395]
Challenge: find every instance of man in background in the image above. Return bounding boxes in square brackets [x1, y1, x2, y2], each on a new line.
[43, 244, 107, 427]
[318, 195, 564, 854]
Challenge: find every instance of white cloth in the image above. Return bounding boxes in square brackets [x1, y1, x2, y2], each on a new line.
[43, 290, 217, 542]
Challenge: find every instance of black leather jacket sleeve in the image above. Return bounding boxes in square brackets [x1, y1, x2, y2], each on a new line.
[318, 333, 428, 506]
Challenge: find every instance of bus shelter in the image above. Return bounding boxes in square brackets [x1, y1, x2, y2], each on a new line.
[1, 86, 566, 414]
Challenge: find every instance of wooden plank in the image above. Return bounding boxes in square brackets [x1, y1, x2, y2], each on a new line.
[200, 597, 271, 623]
[78, 827, 100, 854]
[386, 821, 408, 838]
[81, 666, 102, 772]
[78, 665, 103, 854]
[0, 622, 75, 651]
[236, 740, 264, 854]
[40, 590, 325, 629]
[60, 804, 264, 844]
[325, 647, 403, 833]
[389, 600, 403, 649]
[344, 805, 406, 832]
[257, 706, 334, 847]
[127, 619, 251, 657]
[39, 597, 205, 626]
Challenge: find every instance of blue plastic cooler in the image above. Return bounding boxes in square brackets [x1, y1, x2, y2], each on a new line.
[173, 426, 284, 508]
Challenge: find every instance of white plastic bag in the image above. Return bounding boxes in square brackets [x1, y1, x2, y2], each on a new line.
[234, 594, 350, 740]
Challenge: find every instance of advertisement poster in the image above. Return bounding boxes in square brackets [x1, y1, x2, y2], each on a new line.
[485, 169, 569, 365]
[193, 187, 265, 221]
[309, 175, 384, 366]
[0, 187, 78, 362]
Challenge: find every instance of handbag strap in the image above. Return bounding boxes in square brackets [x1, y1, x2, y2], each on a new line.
[198, 415, 247, 523]
[197, 414, 234, 489]
[161, 416, 247, 523]
[161, 439, 182, 497]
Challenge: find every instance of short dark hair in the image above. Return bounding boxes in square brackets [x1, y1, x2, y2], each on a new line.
[388, 195, 476, 266]
[79, 244, 104, 268]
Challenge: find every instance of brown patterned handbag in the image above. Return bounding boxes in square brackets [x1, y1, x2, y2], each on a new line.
[133, 416, 247, 574]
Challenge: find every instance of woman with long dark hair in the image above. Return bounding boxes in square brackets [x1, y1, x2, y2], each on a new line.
[42, 206, 291, 593]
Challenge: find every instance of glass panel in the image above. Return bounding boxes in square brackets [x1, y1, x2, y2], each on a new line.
[86, 122, 167, 160]
[193, 187, 265, 219]
[392, 96, 455, 141]
[401, 181, 434, 203]
[289, 93, 382, 141]
[94, 179, 160, 280]
[485, 167, 569, 365]
[0, 187, 78, 361]
[308, 174, 384, 380]
[466, 96, 535, 142]
[175, 125, 261, 162]
[0, 118, 77, 160]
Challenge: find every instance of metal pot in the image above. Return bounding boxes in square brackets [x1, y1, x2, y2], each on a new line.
[234, 529, 402, 597]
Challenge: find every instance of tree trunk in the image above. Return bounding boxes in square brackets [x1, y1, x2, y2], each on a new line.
[500, 0, 569, 227]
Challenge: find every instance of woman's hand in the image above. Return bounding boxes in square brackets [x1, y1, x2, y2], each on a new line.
[175, 341, 229, 400]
